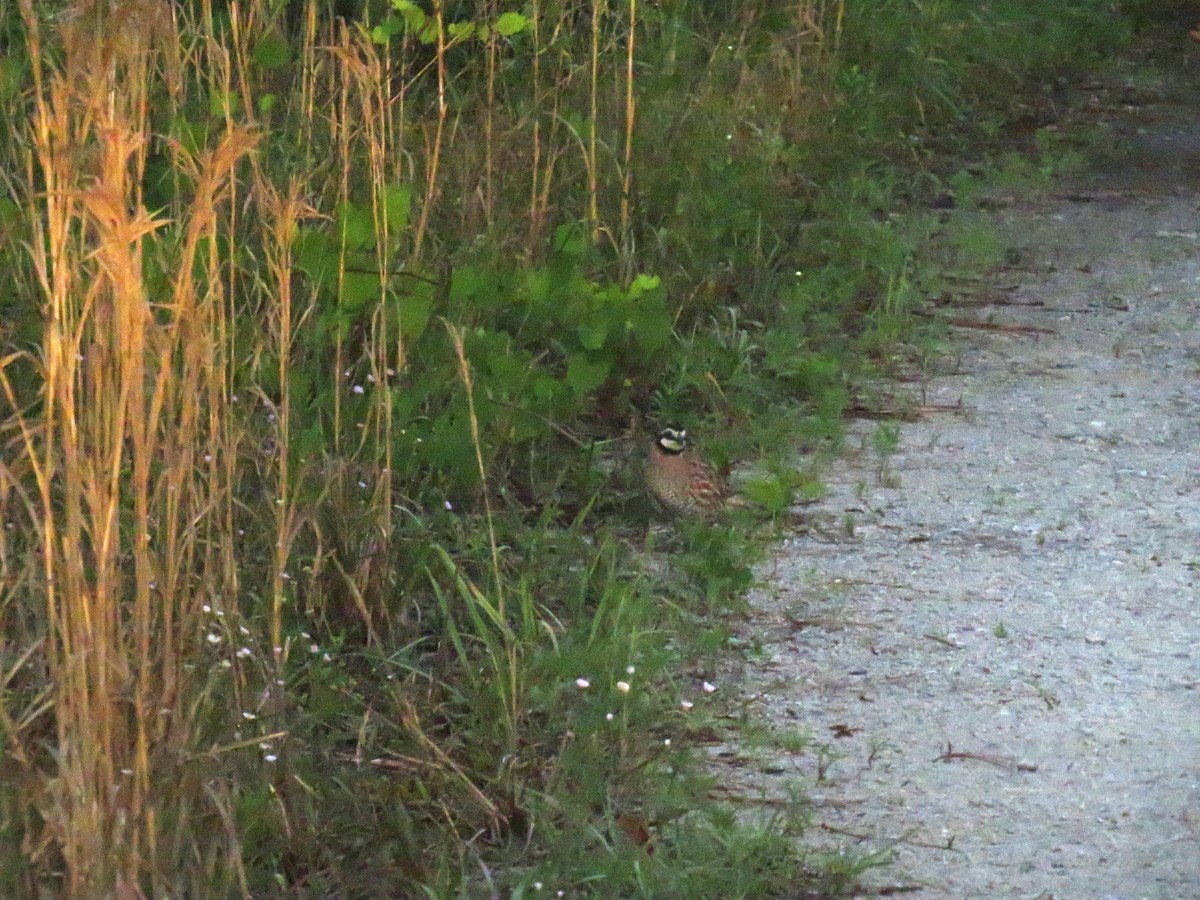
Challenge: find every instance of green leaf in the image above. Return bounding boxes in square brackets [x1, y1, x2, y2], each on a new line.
[552, 223, 586, 258]
[494, 11, 529, 36]
[209, 88, 241, 118]
[447, 20, 476, 42]
[398, 287, 433, 342]
[627, 273, 662, 298]
[628, 300, 673, 355]
[418, 18, 439, 44]
[294, 228, 336, 285]
[252, 34, 291, 70]
[566, 353, 611, 396]
[371, 19, 405, 44]
[382, 183, 412, 237]
[337, 200, 375, 251]
[391, 0, 426, 32]
[450, 264, 488, 301]
[340, 271, 381, 313]
[576, 318, 608, 351]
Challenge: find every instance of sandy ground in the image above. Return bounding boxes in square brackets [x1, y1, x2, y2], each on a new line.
[721, 24, 1200, 900]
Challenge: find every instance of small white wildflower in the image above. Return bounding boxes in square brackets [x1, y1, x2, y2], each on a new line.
[281, 571, 290, 580]
[237, 528, 245, 536]
[121, 768, 134, 776]
[202, 604, 212, 614]
[444, 500, 453, 510]
[352, 384, 365, 395]
[681, 700, 694, 710]
[625, 665, 635, 675]
[616, 681, 631, 694]
[203, 453, 212, 462]
[533, 883, 542, 892]
[273, 646, 283, 656]
[322, 653, 332, 662]
[310, 644, 320, 654]
[264, 754, 278, 763]
[387, 367, 396, 377]
[367, 372, 376, 383]
[259, 742, 273, 750]
[237, 647, 253, 658]
[301, 632, 311, 639]
[357, 480, 368, 489]
[344, 369, 352, 377]
[230, 394, 238, 402]
[219, 659, 232, 669]
[575, 678, 590, 689]
[241, 711, 257, 720]
[206, 633, 221, 645]
[239, 625, 251, 636]
[702, 681, 716, 694]
[606, 712, 614, 721]
[664, 738, 671, 747]
[215, 609, 224, 617]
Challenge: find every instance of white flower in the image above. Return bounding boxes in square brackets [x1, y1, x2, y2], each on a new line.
[206, 633, 221, 645]
[616, 681, 630, 694]
[625, 665, 635, 675]
[575, 678, 590, 689]
[681, 700, 694, 710]
[702, 681, 716, 694]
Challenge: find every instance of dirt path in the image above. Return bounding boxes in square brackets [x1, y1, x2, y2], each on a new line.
[725, 24, 1200, 900]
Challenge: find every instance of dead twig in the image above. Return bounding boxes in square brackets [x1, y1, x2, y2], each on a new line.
[935, 743, 1038, 772]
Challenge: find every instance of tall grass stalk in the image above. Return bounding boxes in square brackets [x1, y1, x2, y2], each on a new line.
[4, 1, 257, 893]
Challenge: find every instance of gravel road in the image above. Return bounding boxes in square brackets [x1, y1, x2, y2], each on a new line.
[724, 24, 1200, 900]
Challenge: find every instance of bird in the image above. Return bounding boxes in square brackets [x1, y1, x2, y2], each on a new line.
[645, 427, 746, 517]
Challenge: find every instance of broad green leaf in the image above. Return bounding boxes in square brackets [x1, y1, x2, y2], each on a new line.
[252, 34, 291, 70]
[566, 353, 610, 396]
[391, 0, 426, 33]
[576, 319, 608, 351]
[294, 228, 336, 285]
[209, 88, 241, 118]
[371, 18, 405, 44]
[337, 200, 375, 251]
[629, 300, 673, 355]
[552, 223, 586, 258]
[382, 183, 412, 237]
[398, 288, 433, 342]
[340, 271, 381, 313]
[447, 20, 476, 42]
[450, 264, 488, 301]
[526, 266, 552, 303]
[494, 11, 529, 36]
[627, 273, 662, 298]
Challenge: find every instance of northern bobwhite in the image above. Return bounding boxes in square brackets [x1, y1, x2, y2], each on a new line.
[646, 427, 745, 516]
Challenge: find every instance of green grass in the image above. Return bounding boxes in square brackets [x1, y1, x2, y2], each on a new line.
[0, 0, 1133, 895]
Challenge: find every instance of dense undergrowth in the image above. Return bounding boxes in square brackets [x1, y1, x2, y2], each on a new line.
[0, 0, 1136, 895]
